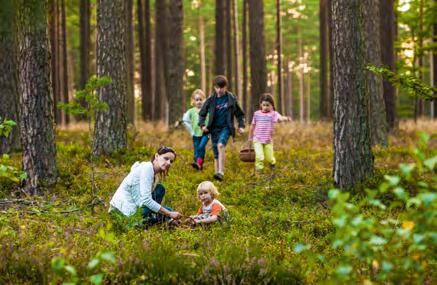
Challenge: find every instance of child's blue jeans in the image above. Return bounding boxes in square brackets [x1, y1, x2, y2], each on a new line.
[192, 134, 209, 162]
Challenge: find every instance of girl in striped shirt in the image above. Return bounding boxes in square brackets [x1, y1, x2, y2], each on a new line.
[248, 93, 291, 171]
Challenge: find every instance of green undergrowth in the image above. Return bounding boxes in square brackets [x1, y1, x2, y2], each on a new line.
[0, 122, 435, 284]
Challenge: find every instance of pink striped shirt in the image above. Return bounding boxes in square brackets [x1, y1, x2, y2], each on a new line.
[251, 110, 280, 143]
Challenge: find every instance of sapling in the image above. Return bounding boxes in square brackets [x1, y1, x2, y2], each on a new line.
[59, 75, 111, 214]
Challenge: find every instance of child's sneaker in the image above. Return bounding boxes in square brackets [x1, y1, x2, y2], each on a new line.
[191, 162, 200, 170]
[213, 172, 224, 181]
[270, 164, 276, 170]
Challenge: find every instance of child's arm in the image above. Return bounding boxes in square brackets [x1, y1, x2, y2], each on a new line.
[198, 98, 210, 129]
[276, 111, 291, 122]
[182, 110, 194, 136]
[234, 99, 245, 133]
[248, 124, 255, 140]
[196, 215, 218, 225]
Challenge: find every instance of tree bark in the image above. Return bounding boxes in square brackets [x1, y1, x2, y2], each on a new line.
[433, 4, 437, 118]
[242, 0, 248, 114]
[94, 0, 128, 155]
[61, 0, 69, 125]
[232, 0, 241, 99]
[327, 0, 333, 120]
[215, 0, 226, 75]
[154, 0, 168, 121]
[0, 0, 20, 153]
[79, 0, 90, 89]
[299, 36, 305, 123]
[126, 0, 135, 124]
[137, 0, 152, 121]
[78, 0, 91, 121]
[319, 0, 329, 120]
[276, 0, 284, 114]
[285, 61, 293, 118]
[332, 0, 374, 189]
[225, 0, 232, 90]
[49, 0, 61, 124]
[379, 0, 397, 130]
[199, 16, 206, 93]
[18, 0, 57, 191]
[166, 0, 184, 126]
[248, 0, 267, 119]
[363, 0, 387, 146]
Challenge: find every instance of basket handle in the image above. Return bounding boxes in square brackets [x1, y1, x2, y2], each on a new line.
[241, 140, 254, 150]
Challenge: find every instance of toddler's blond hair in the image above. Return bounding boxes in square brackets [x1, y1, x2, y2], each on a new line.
[197, 181, 219, 198]
[191, 89, 205, 106]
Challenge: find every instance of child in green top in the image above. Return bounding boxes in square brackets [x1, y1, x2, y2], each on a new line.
[183, 89, 209, 170]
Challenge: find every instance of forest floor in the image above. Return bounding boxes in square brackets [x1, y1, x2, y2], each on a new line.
[0, 119, 436, 284]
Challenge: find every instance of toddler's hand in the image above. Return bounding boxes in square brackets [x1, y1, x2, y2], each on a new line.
[201, 126, 209, 133]
[238, 128, 245, 134]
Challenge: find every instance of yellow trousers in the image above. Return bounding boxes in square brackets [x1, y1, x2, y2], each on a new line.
[253, 141, 276, 170]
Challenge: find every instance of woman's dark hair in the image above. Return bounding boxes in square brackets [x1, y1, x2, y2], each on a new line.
[213, 75, 228, 88]
[259, 93, 275, 110]
[151, 146, 177, 162]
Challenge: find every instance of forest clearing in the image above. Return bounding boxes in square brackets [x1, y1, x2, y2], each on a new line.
[1, 120, 436, 284]
[1, 0, 436, 284]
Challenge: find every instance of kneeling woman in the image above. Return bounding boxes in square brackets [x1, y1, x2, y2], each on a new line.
[109, 146, 182, 228]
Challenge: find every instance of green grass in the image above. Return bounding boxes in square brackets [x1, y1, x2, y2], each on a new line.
[0, 120, 436, 284]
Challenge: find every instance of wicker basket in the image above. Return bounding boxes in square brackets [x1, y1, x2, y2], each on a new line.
[239, 141, 255, 162]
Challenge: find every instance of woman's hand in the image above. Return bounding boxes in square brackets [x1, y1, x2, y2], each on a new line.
[201, 126, 209, 133]
[169, 211, 182, 220]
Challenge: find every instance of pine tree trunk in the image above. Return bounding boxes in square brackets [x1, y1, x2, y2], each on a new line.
[61, 0, 69, 125]
[94, 0, 128, 155]
[154, 0, 168, 121]
[299, 36, 305, 123]
[0, 0, 20, 153]
[379, 0, 397, 130]
[363, 0, 387, 146]
[332, 0, 374, 189]
[417, 0, 424, 117]
[215, 0, 226, 75]
[285, 61, 293, 118]
[79, 0, 90, 89]
[319, 0, 329, 120]
[433, 8, 437, 118]
[327, 0, 333, 120]
[49, 0, 61, 124]
[248, 0, 267, 119]
[225, 0, 232, 90]
[306, 72, 311, 122]
[137, 0, 152, 121]
[166, 0, 184, 126]
[78, 0, 91, 121]
[199, 16, 206, 93]
[276, 0, 283, 114]
[126, 0, 135, 124]
[232, 0, 241, 99]
[242, 0, 248, 114]
[18, 0, 57, 191]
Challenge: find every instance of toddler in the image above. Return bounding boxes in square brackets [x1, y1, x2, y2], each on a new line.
[186, 181, 228, 227]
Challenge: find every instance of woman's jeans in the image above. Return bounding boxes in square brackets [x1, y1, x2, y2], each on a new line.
[192, 134, 209, 162]
[141, 183, 172, 226]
